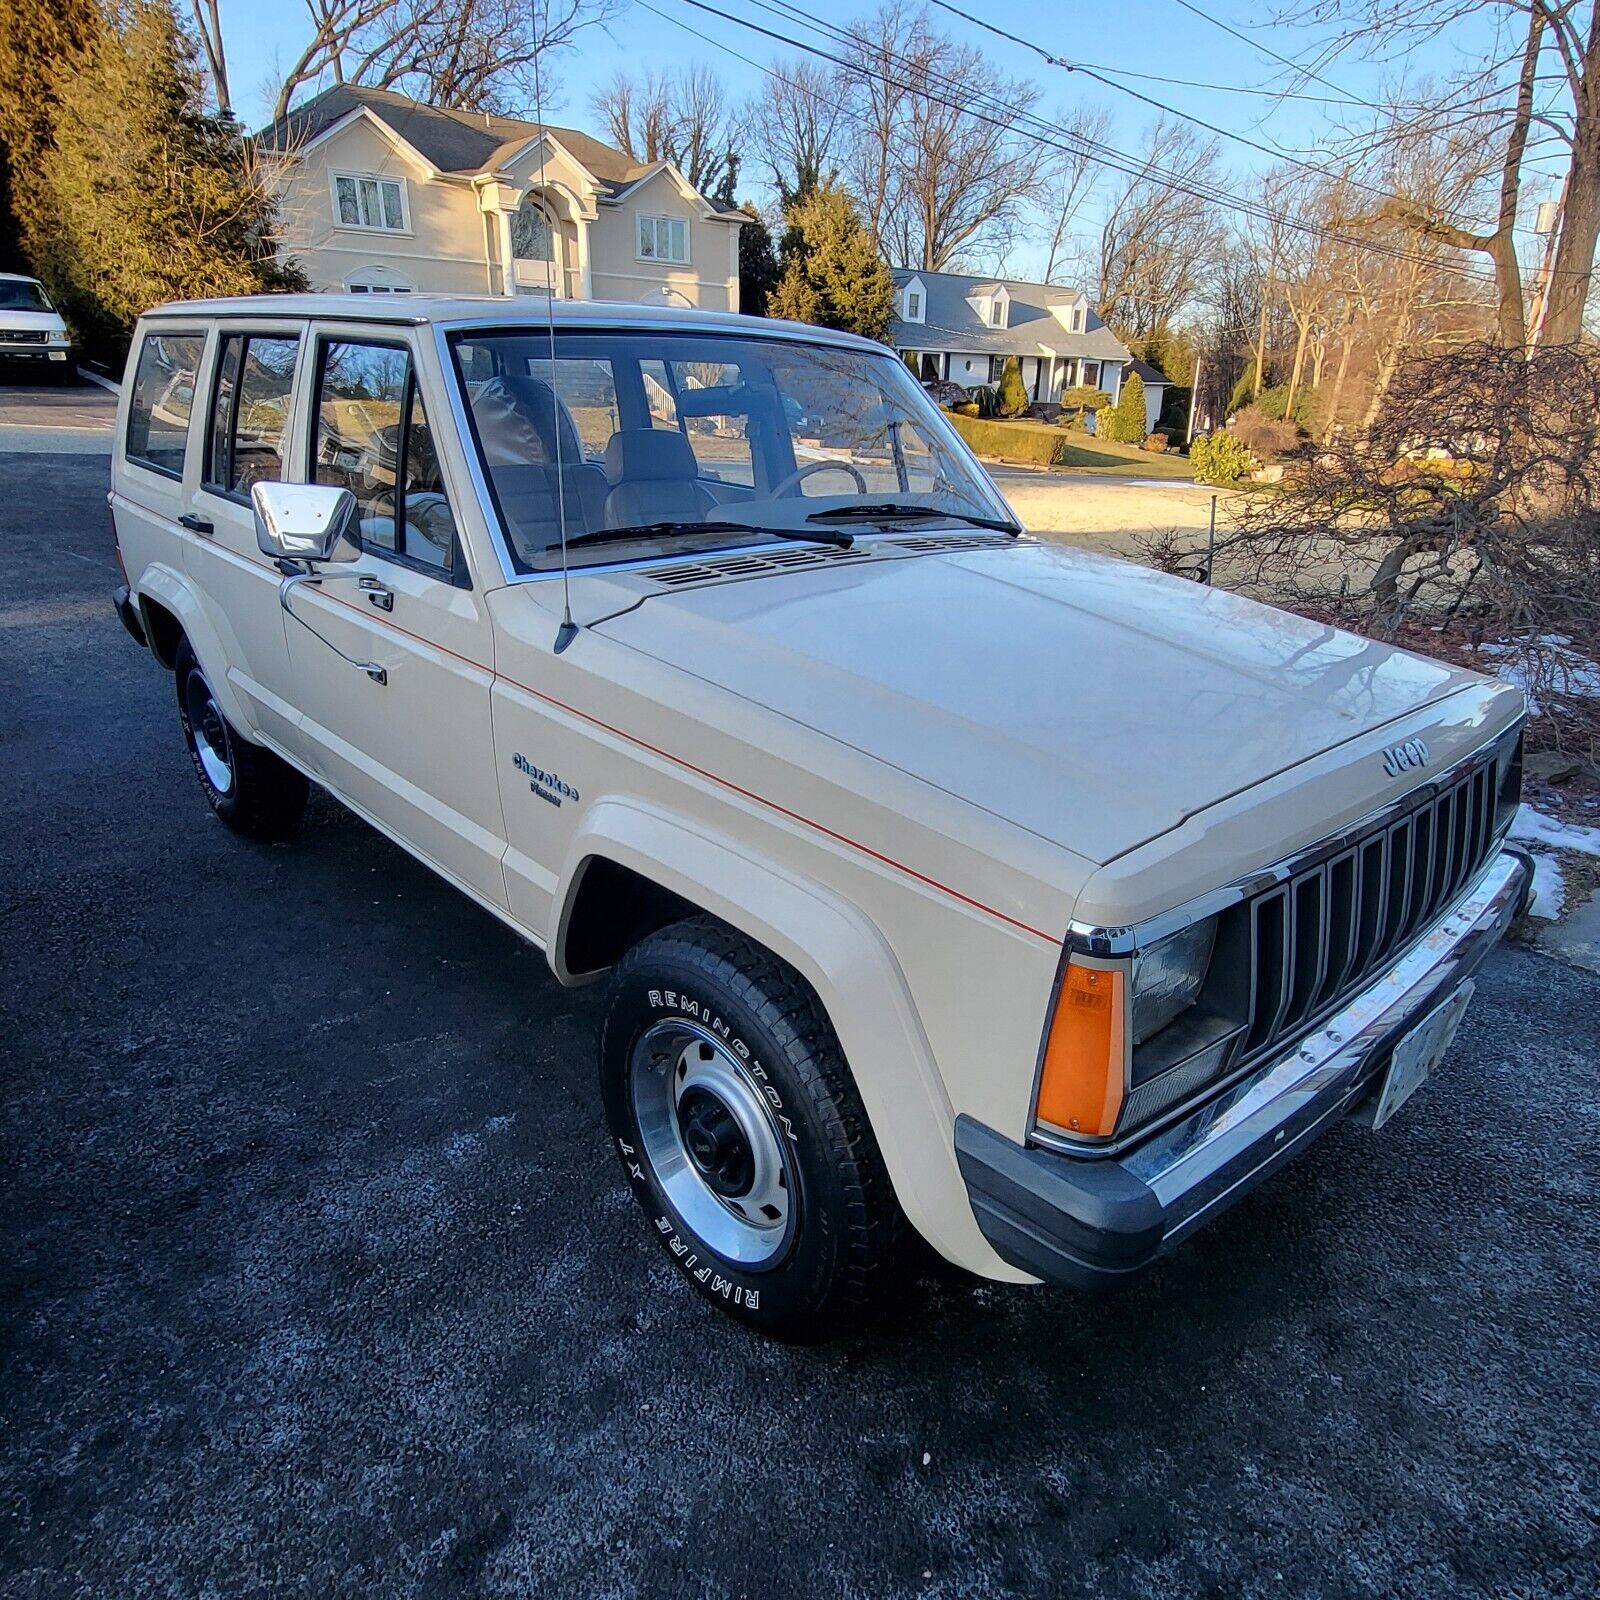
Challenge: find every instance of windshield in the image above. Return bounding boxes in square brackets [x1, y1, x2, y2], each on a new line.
[448, 328, 1014, 573]
[0, 278, 55, 313]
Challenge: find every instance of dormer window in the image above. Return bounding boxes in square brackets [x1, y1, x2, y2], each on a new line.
[907, 289, 922, 319]
[990, 298, 1004, 327]
[1071, 304, 1085, 333]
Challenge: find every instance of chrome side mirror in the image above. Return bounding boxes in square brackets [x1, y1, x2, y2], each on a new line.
[252, 481, 360, 564]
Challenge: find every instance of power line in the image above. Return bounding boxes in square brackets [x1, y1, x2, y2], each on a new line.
[1163, 0, 1373, 108]
[920, 0, 1493, 234]
[676, 0, 1504, 288]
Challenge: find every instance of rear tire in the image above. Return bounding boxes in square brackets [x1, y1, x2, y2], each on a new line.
[174, 640, 307, 841]
[600, 915, 905, 1341]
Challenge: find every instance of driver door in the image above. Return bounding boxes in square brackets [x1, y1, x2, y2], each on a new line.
[281, 326, 509, 911]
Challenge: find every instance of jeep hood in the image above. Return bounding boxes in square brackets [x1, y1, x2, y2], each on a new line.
[587, 539, 1485, 863]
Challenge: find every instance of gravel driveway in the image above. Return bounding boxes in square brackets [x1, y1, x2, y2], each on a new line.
[2, 425, 1596, 1599]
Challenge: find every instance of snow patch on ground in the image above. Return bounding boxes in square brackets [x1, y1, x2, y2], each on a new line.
[1510, 804, 1600, 857]
[1526, 853, 1568, 920]
[1477, 635, 1600, 712]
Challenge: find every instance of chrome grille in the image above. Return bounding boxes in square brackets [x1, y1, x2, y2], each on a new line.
[1239, 756, 1500, 1062]
[0, 330, 47, 344]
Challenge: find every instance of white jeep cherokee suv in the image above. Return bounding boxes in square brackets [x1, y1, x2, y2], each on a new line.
[110, 296, 1530, 1340]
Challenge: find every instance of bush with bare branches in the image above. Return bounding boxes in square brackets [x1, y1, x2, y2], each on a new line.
[1149, 342, 1600, 760]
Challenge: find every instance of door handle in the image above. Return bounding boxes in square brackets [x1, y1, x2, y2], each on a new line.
[359, 576, 394, 612]
[178, 513, 214, 536]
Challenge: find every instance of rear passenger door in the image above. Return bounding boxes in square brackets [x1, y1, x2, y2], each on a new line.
[184, 323, 305, 749]
[282, 326, 508, 910]
[114, 324, 207, 632]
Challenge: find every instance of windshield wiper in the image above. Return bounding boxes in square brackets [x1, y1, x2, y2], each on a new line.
[562, 520, 853, 551]
[804, 503, 1019, 535]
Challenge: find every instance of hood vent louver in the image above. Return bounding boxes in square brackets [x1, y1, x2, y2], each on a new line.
[650, 544, 871, 586]
[888, 532, 1016, 554]
[646, 529, 1015, 589]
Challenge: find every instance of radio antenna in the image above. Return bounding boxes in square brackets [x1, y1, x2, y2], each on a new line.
[532, 10, 578, 654]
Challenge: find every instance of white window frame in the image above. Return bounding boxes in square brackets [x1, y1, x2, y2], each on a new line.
[637, 213, 690, 265]
[1071, 305, 1086, 333]
[330, 171, 411, 234]
[989, 297, 1005, 328]
[906, 288, 923, 321]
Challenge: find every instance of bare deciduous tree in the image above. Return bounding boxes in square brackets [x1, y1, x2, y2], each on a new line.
[591, 66, 742, 196]
[270, 0, 616, 122]
[1097, 117, 1227, 342]
[744, 59, 844, 208]
[834, 2, 1051, 269]
[1040, 105, 1109, 285]
[1291, 0, 1600, 346]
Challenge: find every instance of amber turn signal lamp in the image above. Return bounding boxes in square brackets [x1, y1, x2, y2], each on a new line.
[1036, 962, 1126, 1137]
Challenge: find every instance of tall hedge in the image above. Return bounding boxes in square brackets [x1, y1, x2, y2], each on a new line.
[1106, 371, 1146, 443]
[996, 355, 1030, 418]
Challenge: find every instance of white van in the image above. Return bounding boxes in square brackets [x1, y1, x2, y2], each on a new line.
[0, 273, 75, 381]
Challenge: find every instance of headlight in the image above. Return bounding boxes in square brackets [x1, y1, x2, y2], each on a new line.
[47, 330, 70, 345]
[1131, 919, 1216, 1045]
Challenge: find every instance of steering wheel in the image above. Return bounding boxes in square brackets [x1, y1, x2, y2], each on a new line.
[768, 459, 869, 498]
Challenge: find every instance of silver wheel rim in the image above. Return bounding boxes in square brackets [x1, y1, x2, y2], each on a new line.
[629, 1019, 797, 1268]
[184, 669, 234, 795]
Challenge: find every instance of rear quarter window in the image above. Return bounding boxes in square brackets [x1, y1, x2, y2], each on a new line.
[126, 331, 205, 478]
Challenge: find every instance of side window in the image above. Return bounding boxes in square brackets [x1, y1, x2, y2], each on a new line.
[311, 339, 457, 575]
[126, 332, 204, 478]
[205, 333, 299, 497]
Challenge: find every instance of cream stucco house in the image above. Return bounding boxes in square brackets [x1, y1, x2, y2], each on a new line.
[257, 85, 746, 308]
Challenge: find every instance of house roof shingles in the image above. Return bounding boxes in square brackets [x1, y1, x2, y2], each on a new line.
[258, 84, 743, 214]
[890, 268, 1134, 361]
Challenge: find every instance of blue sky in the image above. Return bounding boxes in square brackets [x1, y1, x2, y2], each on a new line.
[218, 0, 1566, 279]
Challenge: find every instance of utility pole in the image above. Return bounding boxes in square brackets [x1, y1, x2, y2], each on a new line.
[1528, 176, 1567, 346]
[1186, 353, 1202, 446]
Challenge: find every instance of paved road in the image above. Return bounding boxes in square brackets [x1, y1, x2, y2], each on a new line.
[2, 407, 1597, 1599]
[0, 374, 117, 453]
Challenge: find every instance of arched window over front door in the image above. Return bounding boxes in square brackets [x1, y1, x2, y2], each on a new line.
[511, 197, 554, 261]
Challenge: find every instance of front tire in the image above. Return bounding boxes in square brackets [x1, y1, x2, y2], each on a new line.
[174, 640, 307, 840]
[600, 916, 905, 1341]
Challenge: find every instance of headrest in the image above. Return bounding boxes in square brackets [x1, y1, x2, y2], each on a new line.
[603, 427, 697, 485]
[471, 375, 581, 469]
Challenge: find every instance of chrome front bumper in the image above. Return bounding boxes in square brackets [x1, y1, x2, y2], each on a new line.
[955, 848, 1531, 1289]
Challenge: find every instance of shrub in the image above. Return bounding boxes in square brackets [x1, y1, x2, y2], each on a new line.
[968, 383, 999, 419]
[1105, 372, 1147, 443]
[1059, 385, 1112, 431]
[1256, 383, 1324, 435]
[1190, 431, 1254, 485]
[1142, 432, 1169, 453]
[996, 356, 1030, 418]
[1229, 404, 1299, 460]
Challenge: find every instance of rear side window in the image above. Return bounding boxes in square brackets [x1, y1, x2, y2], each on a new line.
[125, 332, 204, 478]
[311, 338, 458, 576]
[205, 333, 300, 498]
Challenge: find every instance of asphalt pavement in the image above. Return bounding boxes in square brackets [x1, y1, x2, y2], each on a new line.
[2, 392, 1597, 1599]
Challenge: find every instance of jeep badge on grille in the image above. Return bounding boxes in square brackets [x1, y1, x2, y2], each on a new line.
[1382, 738, 1431, 777]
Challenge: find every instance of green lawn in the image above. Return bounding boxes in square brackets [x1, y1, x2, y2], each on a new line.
[1052, 437, 1194, 478]
[944, 411, 1194, 479]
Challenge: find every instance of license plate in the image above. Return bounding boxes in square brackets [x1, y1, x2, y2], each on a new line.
[1372, 979, 1475, 1130]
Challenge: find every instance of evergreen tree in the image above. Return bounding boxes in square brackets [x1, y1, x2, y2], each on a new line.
[23, 0, 301, 361]
[996, 355, 1029, 418]
[1108, 371, 1147, 443]
[767, 184, 894, 342]
[737, 206, 780, 317]
[0, 0, 102, 270]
